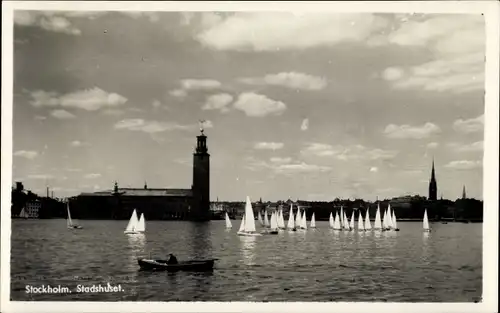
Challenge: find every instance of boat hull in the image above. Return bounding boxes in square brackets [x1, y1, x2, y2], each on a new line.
[124, 231, 144, 234]
[138, 258, 216, 272]
[68, 225, 83, 229]
[261, 230, 279, 235]
[237, 231, 261, 237]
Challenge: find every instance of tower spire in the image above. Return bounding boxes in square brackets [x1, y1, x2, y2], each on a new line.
[462, 185, 467, 199]
[428, 158, 437, 201]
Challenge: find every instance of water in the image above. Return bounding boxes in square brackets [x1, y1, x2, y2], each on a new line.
[10, 220, 482, 302]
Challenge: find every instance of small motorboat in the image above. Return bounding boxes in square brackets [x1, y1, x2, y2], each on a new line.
[138, 258, 217, 272]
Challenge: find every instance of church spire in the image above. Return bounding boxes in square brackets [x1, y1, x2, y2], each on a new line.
[462, 185, 467, 199]
[428, 158, 438, 201]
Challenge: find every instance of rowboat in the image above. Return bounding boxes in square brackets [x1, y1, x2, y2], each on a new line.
[137, 258, 216, 272]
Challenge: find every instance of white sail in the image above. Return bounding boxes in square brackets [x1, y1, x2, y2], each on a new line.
[19, 208, 28, 218]
[278, 208, 286, 228]
[270, 211, 278, 230]
[295, 207, 301, 227]
[66, 203, 73, 227]
[358, 211, 364, 231]
[124, 209, 139, 233]
[349, 211, 355, 229]
[238, 215, 246, 232]
[329, 212, 334, 228]
[301, 210, 308, 229]
[382, 208, 388, 229]
[334, 212, 342, 230]
[374, 204, 382, 229]
[392, 210, 398, 229]
[137, 213, 146, 232]
[264, 209, 270, 228]
[244, 196, 257, 232]
[343, 211, 348, 229]
[257, 211, 264, 226]
[423, 209, 430, 231]
[364, 208, 372, 230]
[225, 212, 232, 229]
[310, 212, 316, 228]
[387, 204, 393, 229]
[287, 205, 295, 229]
[340, 207, 344, 227]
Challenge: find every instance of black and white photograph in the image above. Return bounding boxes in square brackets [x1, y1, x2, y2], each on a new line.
[1, 1, 498, 312]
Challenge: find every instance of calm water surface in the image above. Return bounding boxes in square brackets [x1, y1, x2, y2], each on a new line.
[10, 220, 482, 301]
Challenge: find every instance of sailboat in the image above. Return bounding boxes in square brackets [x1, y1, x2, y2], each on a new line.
[343, 211, 349, 230]
[264, 209, 270, 228]
[237, 196, 261, 236]
[310, 212, 316, 228]
[300, 210, 308, 230]
[329, 212, 335, 229]
[257, 211, 264, 226]
[423, 209, 431, 232]
[295, 206, 301, 228]
[137, 213, 146, 233]
[364, 208, 372, 230]
[287, 204, 296, 231]
[225, 212, 232, 229]
[349, 211, 355, 230]
[392, 209, 399, 231]
[357, 211, 365, 231]
[67, 203, 83, 229]
[387, 204, 394, 230]
[374, 204, 382, 230]
[124, 209, 140, 234]
[278, 208, 286, 229]
[19, 207, 29, 219]
[333, 211, 342, 230]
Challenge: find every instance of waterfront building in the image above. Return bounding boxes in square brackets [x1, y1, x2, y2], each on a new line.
[71, 128, 211, 221]
[25, 200, 41, 218]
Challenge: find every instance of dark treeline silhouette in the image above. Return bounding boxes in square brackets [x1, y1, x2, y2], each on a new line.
[11, 183, 66, 219]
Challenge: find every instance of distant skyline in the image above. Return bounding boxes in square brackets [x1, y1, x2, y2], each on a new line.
[12, 11, 485, 201]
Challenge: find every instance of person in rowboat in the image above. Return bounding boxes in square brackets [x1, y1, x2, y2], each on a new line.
[167, 253, 178, 265]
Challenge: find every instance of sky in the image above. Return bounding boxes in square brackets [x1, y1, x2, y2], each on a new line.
[11, 11, 485, 201]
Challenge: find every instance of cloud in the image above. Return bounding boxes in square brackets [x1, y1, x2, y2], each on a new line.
[14, 11, 82, 35]
[370, 167, 379, 173]
[376, 15, 485, 94]
[239, 72, 327, 90]
[300, 143, 398, 160]
[169, 89, 188, 98]
[29, 88, 128, 111]
[195, 12, 388, 51]
[453, 114, 484, 133]
[270, 157, 292, 164]
[202, 93, 233, 112]
[114, 119, 194, 133]
[245, 156, 330, 174]
[65, 168, 82, 172]
[27, 174, 55, 180]
[274, 162, 331, 174]
[300, 118, 309, 131]
[101, 109, 124, 116]
[70, 140, 89, 147]
[34, 115, 47, 121]
[50, 109, 76, 119]
[427, 142, 439, 149]
[152, 99, 162, 108]
[384, 122, 441, 139]
[254, 142, 284, 150]
[14, 150, 38, 159]
[444, 160, 482, 170]
[84, 173, 102, 179]
[449, 141, 484, 152]
[233, 92, 286, 117]
[181, 79, 222, 90]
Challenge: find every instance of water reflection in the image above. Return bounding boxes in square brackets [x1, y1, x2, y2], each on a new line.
[239, 235, 257, 266]
[189, 222, 213, 259]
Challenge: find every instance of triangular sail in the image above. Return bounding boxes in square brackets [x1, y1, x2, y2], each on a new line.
[295, 207, 301, 226]
[387, 205, 393, 229]
[423, 209, 430, 230]
[66, 203, 73, 227]
[244, 196, 257, 232]
[364, 208, 372, 230]
[334, 212, 342, 230]
[374, 204, 382, 229]
[382, 208, 388, 229]
[301, 210, 308, 229]
[257, 211, 264, 226]
[137, 213, 145, 232]
[238, 215, 245, 232]
[392, 210, 398, 229]
[287, 205, 295, 229]
[340, 207, 344, 227]
[329, 212, 334, 228]
[278, 208, 286, 228]
[270, 211, 278, 230]
[264, 210, 270, 228]
[358, 211, 364, 231]
[20, 208, 28, 218]
[349, 212, 355, 229]
[225, 212, 232, 229]
[310, 212, 316, 228]
[125, 209, 139, 232]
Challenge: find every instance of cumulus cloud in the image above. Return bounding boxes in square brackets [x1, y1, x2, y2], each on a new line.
[29, 87, 128, 111]
[449, 141, 484, 152]
[233, 92, 286, 117]
[239, 72, 327, 90]
[51, 109, 76, 119]
[376, 15, 485, 94]
[14, 150, 38, 159]
[300, 143, 398, 160]
[169, 89, 188, 98]
[270, 157, 292, 164]
[384, 122, 441, 139]
[14, 11, 82, 35]
[300, 118, 309, 131]
[114, 119, 194, 133]
[453, 114, 484, 133]
[444, 160, 482, 170]
[254, 142, 284, 150]
[194, 12, 388, 51]
[202, 93, 233, 112]
[84, 173, 102, 179]
[181, 79, 222, 90]
[370, 167, 379, 173]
